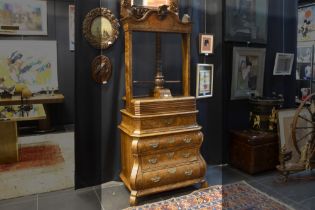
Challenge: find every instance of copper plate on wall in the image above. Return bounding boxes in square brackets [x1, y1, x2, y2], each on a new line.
[91, 55, 112, 84]
[83, 7, 120, 49]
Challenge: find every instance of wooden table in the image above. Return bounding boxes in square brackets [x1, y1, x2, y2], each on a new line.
[0, 94, 64, 131]
[0, 94, 64, 106]
[0, 104, 46, 164]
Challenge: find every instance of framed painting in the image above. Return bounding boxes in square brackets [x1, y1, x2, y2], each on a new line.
[199, 34, 214, 55]
[0, 0, 47, 35]
[298, 4, 315, 42]
[0, 40, 58, 93]
[296, 42, 313, 80]
[82, 7, 120, 49]
[196, 64, 214, 99]
[297, 42, 313, 63]
[225, 0, 268, 43]
[278, 108, 312, 164]
[278, 109, 299, 164]
[231, 47, 266, 100]
[273, 53, 294, 75]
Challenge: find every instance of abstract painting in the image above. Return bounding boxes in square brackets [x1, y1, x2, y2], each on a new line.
[0, 0, 47, 35]
[225, 0, 268, 43]
[0, 40, 58, 93]
[298, 4, 315, 41]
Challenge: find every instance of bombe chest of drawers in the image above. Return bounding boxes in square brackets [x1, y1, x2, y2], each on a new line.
[119, 97, 207, 205]
[119, 1, 208, 205]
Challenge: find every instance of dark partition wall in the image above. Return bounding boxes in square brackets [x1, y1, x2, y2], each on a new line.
[75, 0, 225, 188]
[223, 0, 298, 162]
[0, 0, 75, 125]
[75, 0, 298, 188]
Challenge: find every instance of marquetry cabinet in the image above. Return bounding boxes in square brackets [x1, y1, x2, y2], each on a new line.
[119, 1, 208, 205]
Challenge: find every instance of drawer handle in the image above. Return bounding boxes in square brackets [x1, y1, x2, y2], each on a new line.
[148, 158, 158, 164]
[168, 168, 177, 174]
[151, 176, 161, 183]
[164, 119, 173, 125]
[167, 152, 175, 159]
[183, 138, 192, 144]
[149, 143, 159, 149]
[169, 138, 175, 144]
[183, 153, 191, 158]
[185, 169, 193, 176]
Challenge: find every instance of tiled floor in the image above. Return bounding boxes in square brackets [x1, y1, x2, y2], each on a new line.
[0, 165, 315, 210]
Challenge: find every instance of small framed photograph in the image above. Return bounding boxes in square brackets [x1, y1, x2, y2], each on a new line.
[199, 34, 214, 55]
[297, 42, 313, 63]
[273, 53, 294, 75]
[196, 64, 214, 98]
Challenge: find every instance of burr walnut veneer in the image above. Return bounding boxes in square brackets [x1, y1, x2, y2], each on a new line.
[119, 5, 207, 205]
[119, 97, 207, 205]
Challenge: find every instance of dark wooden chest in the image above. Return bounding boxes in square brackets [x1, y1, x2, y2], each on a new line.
[230, 130, 279, 174]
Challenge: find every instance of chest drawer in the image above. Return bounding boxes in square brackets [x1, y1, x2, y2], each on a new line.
[140, 114, 196, 130]
[137, 162, 202, 190]
[138, 131, 203, 154]
[141, 148, 198, 171]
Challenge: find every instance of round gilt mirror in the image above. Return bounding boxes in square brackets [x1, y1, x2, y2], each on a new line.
[91, 55, 112, 84]
[83, 8, 120, 49]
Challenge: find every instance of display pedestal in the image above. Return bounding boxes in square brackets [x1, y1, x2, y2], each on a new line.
[0, 121, 18, 164]
[0, 104, 46, 164]
[230, 130, 279, 174]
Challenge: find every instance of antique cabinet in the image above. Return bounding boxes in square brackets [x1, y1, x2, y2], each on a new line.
[230, 130, 279, 174]
[119, 1, 208, 206]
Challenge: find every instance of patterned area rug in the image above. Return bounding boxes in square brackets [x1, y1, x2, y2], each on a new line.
[0, 132, 74, 200]
[126, 181, 294, 210]
[0, 144, 64, 172]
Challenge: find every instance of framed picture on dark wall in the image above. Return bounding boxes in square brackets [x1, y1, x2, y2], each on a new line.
[196, 64, 214, 99]
[298, 4, 315, 41]
[225, 0, 268, 43]
[297, 42, 313, 63]
[0, 0, 48, 35]
[273, 53, 294, 75]
[199, 34, 214, 55]
[231, 47, 266, 100]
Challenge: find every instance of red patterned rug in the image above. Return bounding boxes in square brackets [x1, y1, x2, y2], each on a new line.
[126, 181, 294, 210]
[0, 143, 64, 172]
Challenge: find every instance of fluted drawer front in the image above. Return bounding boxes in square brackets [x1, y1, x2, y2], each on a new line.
[140, 114, 196, 130]
[138, 162, 202, 190]
[141, 148, 198, 171]
[138, 131, 203, 153]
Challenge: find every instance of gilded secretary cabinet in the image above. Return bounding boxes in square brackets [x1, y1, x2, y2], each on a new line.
[119, 1, 208, 205]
